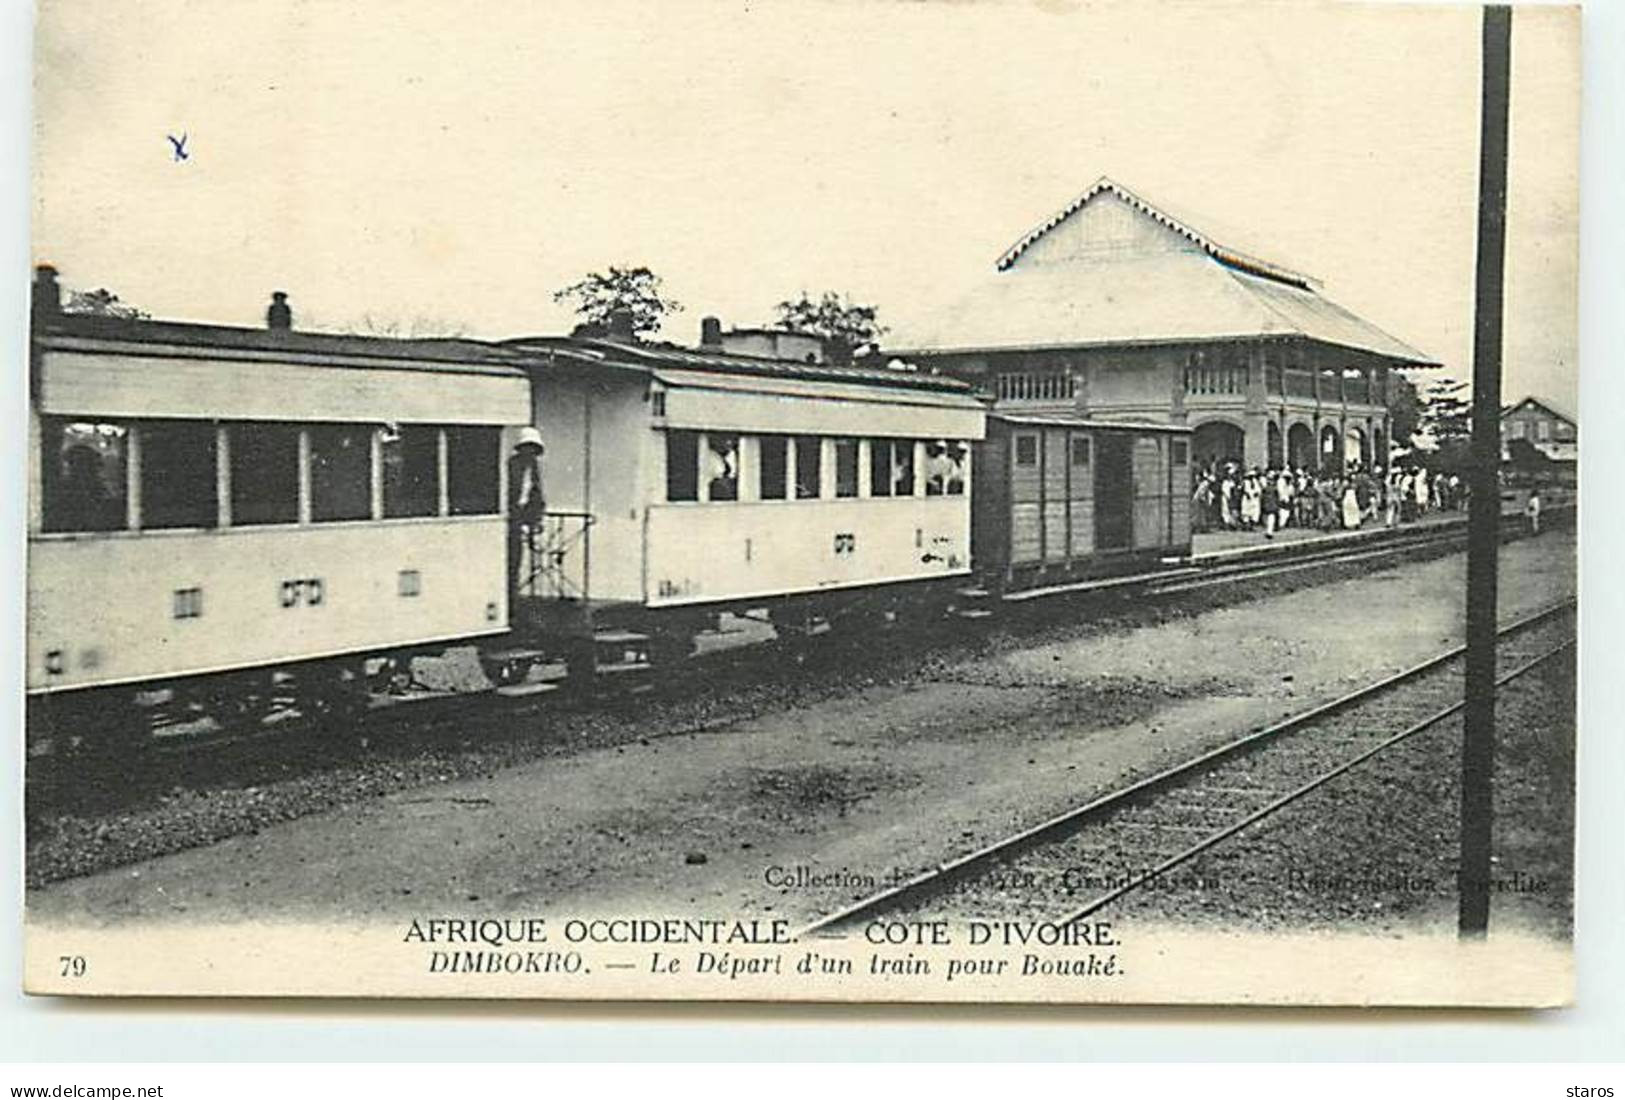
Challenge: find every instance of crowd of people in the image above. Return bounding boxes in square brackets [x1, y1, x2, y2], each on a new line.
[1190, 461, 1466, 538]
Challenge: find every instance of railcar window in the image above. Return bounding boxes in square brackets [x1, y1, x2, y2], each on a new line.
[945, 442, 967, 495]
[1014, 434, 1038, 467]
[40, 417, 128, 533]
[868, 438, 893, 497]
[893, 441, 915, 496]
[666, 430, 699, 502]
[1071, 435, 1091, 468]
[759, 436, 788, 500]
[705, 433, 739, 502]
[309, 423, 375, 522]
[382, 424, 440, 518]
[794, 437, 821, 500]
[1171, 440, 1189, 466]
[229, 423, 299, 526]
[834, 438, 859, 498]
[446, 425, 501, 515]
[141, 420, 219, 529]
[927, 440, 967, 496]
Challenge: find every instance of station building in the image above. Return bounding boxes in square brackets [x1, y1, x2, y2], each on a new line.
[896, 178, 1439, 473]
[1500, 394, 1577, 482]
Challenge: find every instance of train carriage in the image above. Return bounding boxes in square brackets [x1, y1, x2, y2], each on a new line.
[973, 413, 1192, 592]
[26, 276, 532, 734]
[496, 335, 987, 670]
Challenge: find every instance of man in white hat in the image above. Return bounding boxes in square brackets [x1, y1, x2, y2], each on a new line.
[507, 427, 546, 603]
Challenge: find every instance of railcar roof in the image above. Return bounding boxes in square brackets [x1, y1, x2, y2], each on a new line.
[34, 312, 530, 376]
[503, 336, 980, 397]
[994, 412, 1193, 434]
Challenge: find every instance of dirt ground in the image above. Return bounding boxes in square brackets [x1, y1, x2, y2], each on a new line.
[28, 529, 1576, 930]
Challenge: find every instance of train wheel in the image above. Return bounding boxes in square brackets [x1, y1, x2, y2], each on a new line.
[49, 690, 138, 758]
[564, 641, 597, 689]
[301, 661, 371, 730]
[196, 673, 269, 736]
[645, 631, 693, 672]
[479, 655, 530, 688]
[369, 654, 418, 695]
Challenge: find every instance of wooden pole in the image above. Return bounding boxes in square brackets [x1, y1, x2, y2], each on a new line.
[1460, 3, 1512, 939]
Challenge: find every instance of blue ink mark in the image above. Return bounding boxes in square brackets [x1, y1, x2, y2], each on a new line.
[167, 133, 189, 162]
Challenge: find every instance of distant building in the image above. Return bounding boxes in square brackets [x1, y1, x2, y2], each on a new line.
[697, 317, 830, 364]
[1501, 395, 1577, 477]
[896, 177, 1439, 472]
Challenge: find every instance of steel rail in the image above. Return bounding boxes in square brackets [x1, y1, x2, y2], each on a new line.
[796, 597, 1575, 937]
[1053, 636, 1575, 925]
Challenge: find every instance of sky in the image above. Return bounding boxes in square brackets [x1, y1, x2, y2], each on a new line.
[30, 0, 1580, 408]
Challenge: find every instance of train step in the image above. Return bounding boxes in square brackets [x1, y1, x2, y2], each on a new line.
[956, 586, 992, 600]
[956, 608, 996, 620]
[592, 630, 651, 646]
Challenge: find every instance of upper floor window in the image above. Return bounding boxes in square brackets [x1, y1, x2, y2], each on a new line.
[40, 417, 128, 533]
[996, 372, 1076, 402]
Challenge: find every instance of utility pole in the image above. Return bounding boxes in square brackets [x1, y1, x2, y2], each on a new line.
[1460, 3, 1512, 939]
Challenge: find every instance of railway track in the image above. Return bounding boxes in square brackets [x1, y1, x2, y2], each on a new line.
[27, 509, 1565, 766]
[797, 596, 1577, 935]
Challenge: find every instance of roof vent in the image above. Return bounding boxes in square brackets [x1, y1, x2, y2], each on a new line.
[32, 265, 62, 320]
[267, 291, 292, 331]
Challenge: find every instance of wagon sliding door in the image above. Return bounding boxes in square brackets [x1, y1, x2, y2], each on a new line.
[1132, 434, 1171, 548]
[1008, 430, 1042, 566]
[1093, 432, 1134, 551]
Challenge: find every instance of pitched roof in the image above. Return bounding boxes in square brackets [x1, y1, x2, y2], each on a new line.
[899, 177, 1438, 365]
[1501, 394, 1577, 426]
[898, 251, 1437, 364]
[995, 176, 1316, 288]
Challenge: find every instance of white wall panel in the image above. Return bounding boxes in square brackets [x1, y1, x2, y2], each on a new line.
[28, 518, 507, 692]
[41, 350, 530, 425]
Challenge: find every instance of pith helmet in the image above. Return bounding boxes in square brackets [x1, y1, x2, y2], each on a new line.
[515, 426, 545, 451]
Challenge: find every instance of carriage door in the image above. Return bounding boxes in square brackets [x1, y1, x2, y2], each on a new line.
[1094, 433, 1134, 551]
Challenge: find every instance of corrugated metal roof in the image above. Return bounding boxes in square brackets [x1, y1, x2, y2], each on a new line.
[899, 250, 1438, 365]
[505, 336, 979, 396]
[37, 311, 528, 374]
[995, 412, 1191, 434]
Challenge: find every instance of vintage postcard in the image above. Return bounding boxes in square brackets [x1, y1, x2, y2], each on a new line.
[21, 0, 1579, 1003]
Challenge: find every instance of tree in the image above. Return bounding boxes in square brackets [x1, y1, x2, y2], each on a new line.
[553, 265, 682, 339]
[773, 291, 888, 357]
[64, 287, 149, 320]
[1386, 371, 1422, 451]
[351, 312, 470, 339]
[1416, 377, 1474, 476]
[1418, 377, 1472, 442]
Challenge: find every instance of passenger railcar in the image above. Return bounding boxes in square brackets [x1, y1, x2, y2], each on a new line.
[27, 271, 532, 737]
[490, 335, 988, 676]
